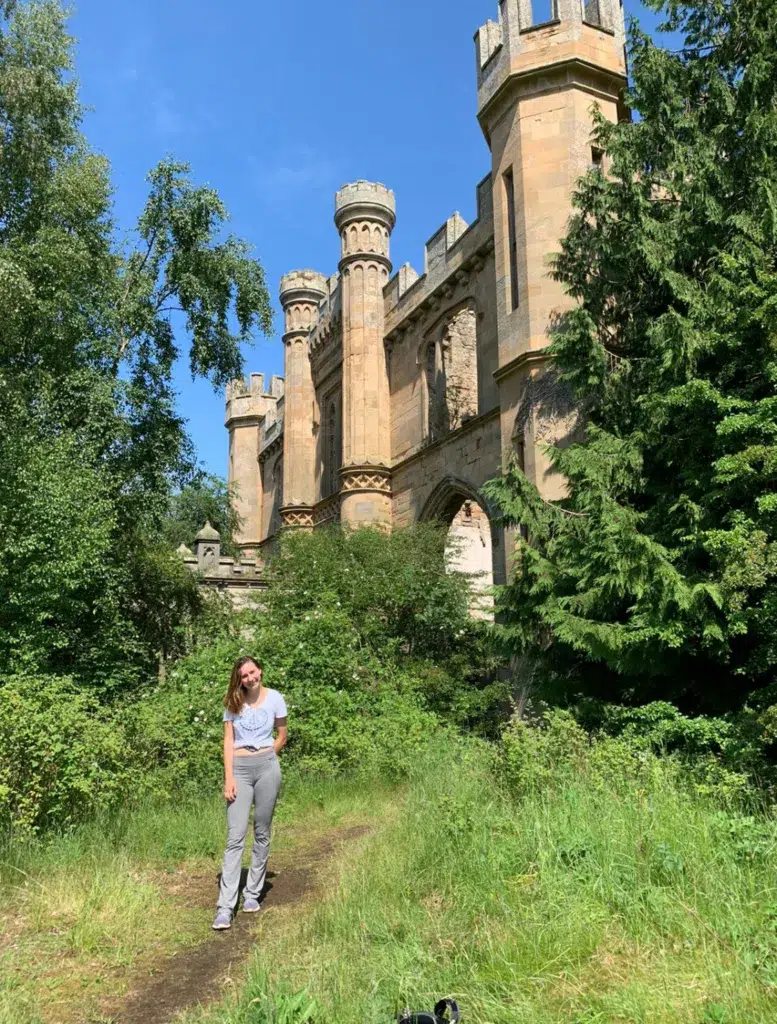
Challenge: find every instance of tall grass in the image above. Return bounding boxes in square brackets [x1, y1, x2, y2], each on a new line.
[195, 741, 777, 1024]
[0, 772, 393, 1024]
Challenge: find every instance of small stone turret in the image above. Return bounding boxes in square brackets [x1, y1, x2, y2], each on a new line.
[225, 373, 284, 554]
[194, 521, 220, 573]
[279, 270, 327, 529]
[335, 181, 396, 528]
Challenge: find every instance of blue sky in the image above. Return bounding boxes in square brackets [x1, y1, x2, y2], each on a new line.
[69, 0, 668, 478]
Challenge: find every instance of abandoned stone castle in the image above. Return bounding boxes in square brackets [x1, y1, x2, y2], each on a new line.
[223, 0, 627, 596]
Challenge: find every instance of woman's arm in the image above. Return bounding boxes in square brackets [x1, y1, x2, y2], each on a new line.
[273, 717, 288, 756]
[223, 720, 237, 801]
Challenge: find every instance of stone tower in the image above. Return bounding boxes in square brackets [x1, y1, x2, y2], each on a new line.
[225, 373, 284, 554]
[279, 270, 327, 528]
[334, 181, 396, 528]
[475, 0, 627, 498]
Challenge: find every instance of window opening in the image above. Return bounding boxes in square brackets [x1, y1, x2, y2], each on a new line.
[584, 0, 602, 25]
[503, 168, 520, 311]
[532, 0, 558, 23]
[326, 401, 339, 497]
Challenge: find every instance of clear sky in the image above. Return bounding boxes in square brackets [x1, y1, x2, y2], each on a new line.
[68, 0, 668, 479]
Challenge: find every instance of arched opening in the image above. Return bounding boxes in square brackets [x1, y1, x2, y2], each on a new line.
[421, 302, 479, 444]
[421, 480, 495, 621]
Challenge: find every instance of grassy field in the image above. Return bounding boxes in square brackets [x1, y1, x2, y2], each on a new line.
[189, 743, 777, 1024]
[4, 740, 777, 1024]
[0, 774, 392, 1024]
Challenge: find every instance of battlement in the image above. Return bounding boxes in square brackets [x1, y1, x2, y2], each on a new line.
[279, 269, 328, 308]
[384, 174, 494, 320]
[335, 180, 396, 230]
[475, 0, 627, 128]
[225, 373, 284, 428]
[475, 18, 503, 71]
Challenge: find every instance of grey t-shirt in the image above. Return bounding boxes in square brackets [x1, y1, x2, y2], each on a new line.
[223, 688, 288, 750]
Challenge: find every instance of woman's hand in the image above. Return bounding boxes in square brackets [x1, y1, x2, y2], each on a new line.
[224, 777, 237, 802]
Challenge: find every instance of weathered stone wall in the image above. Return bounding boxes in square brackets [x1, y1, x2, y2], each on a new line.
[385, 176, 499, 468]
[391, 409, 505, 584]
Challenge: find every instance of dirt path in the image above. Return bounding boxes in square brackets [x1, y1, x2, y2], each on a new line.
[109, 823, 370, 1024]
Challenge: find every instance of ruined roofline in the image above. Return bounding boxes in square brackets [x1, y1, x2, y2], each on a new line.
[474, 0, 627, 134]
[383, 172, 494, 329]
[224, 372, 284, 429]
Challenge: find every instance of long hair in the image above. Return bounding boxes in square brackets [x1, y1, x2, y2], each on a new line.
[224, 655, 263, 715]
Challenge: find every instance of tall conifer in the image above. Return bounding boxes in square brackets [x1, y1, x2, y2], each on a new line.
[486, 0, 777, 712]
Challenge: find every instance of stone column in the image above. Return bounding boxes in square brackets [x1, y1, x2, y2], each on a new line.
[279, 270, 327, 528]
[334, 181, 395, 528]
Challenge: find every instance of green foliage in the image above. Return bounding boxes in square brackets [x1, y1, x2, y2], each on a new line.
[161, 472, 242, 557]
[0, 1, 272, 687]
[261, 525, 505, 734]
[485, 0, 777, 713]
[201, 739, 777, 1024]
[0, 676, 134, 836]
[0, 522, 503, 838]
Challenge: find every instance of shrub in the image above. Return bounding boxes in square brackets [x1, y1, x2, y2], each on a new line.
[0, 676, 133, 837]
[499, 709, 590, 796]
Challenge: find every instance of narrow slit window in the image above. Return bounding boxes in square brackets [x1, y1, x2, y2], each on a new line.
[503, 168, 520, 311]
[591, 146, 604, 171]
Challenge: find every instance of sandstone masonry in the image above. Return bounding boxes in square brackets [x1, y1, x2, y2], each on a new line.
[225, 0, 628, 588]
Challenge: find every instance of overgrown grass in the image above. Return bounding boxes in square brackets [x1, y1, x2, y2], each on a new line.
[0, 773, 393, 1024]
[193, 742, 777, 1024]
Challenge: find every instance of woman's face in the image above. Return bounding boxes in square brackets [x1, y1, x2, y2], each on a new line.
[239, 661, 262, 694]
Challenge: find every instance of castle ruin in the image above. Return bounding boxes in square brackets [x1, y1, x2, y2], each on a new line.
[225, 0, 627, 592]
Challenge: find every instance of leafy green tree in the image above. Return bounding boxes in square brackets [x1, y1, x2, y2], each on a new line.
[0, 1, 272, 687]
[485, 0, 777, 714]
[261, 525, 506, 732]
[161, 473, 242, 558]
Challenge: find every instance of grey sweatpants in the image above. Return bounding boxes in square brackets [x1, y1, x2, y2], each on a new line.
[217, 749, 281, 912]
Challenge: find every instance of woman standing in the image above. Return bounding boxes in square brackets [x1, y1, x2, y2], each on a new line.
[212, 655, 287, 930]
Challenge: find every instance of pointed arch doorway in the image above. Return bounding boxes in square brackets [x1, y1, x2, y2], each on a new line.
[420, 478, 495, 621]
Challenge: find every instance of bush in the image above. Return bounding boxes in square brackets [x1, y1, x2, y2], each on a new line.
[0, 676, 134, 837]
[261, 525, 505, 731]
[499, 706, 753, 807]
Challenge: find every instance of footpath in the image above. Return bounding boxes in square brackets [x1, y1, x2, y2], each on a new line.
[114, 823, 370, 1024]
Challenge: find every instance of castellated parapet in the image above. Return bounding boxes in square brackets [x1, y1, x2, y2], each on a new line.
[279, 270, 328, 335]
[334, 181, 396, 227]
[225, 373, 284, 427]
[475, 0, 627, 127]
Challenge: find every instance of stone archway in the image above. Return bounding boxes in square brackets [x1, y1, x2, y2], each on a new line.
[420, 478, 495, 621]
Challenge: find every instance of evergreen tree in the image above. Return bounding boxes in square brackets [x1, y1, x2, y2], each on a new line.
[0, 1, 272, 686]
[485, 0, 777, 713]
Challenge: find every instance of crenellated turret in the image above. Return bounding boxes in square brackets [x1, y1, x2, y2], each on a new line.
[335, 181, 395, 527]
[475, 0, 627, 500]
[225, 373, 285, 554]
[278, 270, 327, 529]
